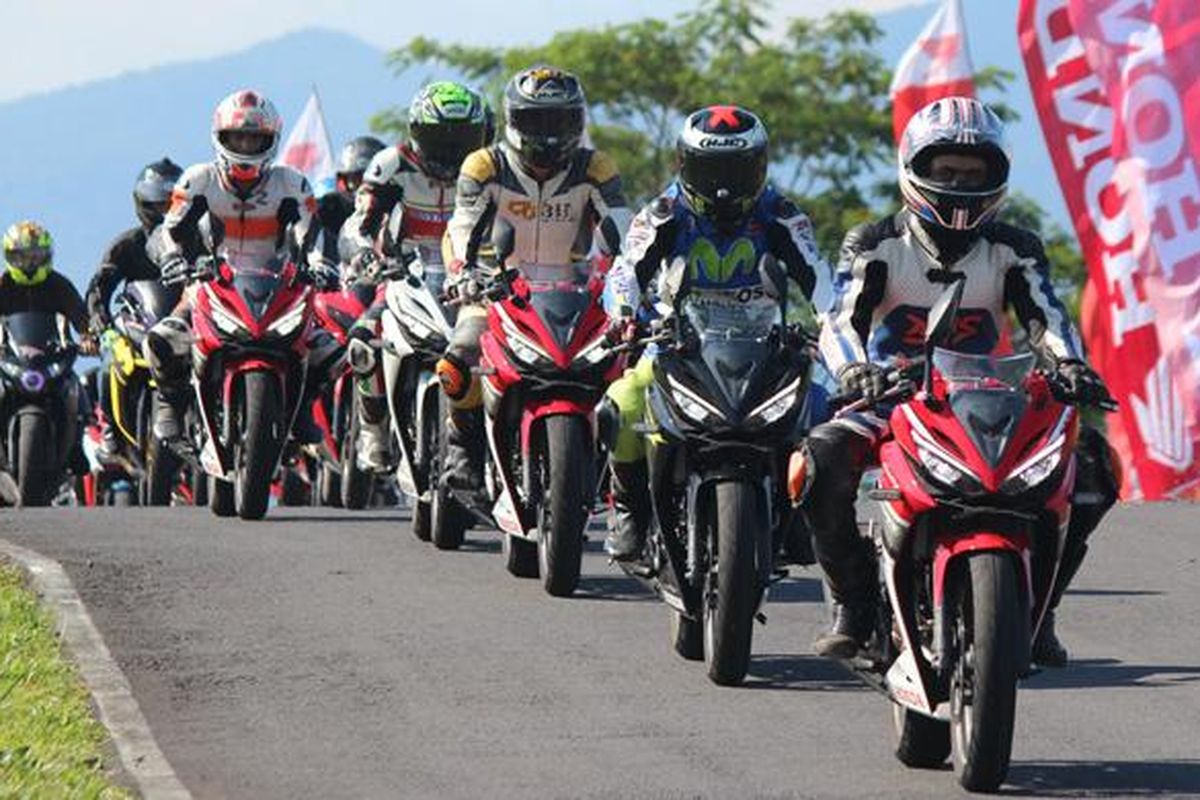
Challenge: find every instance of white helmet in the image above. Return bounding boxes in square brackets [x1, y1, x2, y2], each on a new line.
[211, 89, 282, 185]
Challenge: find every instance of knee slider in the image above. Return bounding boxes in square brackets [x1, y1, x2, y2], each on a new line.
[596, 396, 620, 454]
[436, 353, 471, 401]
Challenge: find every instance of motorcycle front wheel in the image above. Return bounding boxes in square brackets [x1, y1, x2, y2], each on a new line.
[703, 480, 759, 686]
[14, 412, 53, 507]
[536, 415, 590, 597]
[233, 372, 283, 521]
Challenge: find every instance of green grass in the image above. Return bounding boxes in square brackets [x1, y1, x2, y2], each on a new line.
[0, 563, 132, 799]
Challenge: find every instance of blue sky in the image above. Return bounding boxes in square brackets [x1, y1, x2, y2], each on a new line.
[0, 0, 927, 102]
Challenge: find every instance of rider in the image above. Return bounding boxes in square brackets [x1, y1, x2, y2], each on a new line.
[800, 97, 1117, 666]
[315, 136, 385, 265]
[436, 65, 632, 495]
[341, 82, 492, 473]
[1, 221, 97, 353]
[144, 89, 334, 442]
[601, 106, 825, 561]
[85, 158, 184, 458]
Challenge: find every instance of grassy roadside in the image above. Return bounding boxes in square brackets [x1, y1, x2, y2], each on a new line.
[0, 562, 132, 799]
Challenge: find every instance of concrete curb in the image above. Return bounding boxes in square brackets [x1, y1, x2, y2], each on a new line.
[0, 539, 191, 800]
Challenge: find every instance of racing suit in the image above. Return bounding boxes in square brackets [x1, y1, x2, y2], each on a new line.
[85, 225, 167, 458]
[437, 141, 631, 489]
[805, 209, 1118, 663]
[142, 162, 335, 441]
[340, 143, 460, 471]
[601, 182, 826, 559]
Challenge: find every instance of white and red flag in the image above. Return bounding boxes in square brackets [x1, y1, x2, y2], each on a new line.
[890, 0, 977, 142]
[279, 90, 335, 196]
[1020, 0, 1200, 499]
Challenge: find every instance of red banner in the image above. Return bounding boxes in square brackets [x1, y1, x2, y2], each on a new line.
[1018, 0, 1200, 499]
[890, 0, 976, 142]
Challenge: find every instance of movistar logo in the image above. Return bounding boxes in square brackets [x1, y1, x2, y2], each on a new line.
[686, 237, 756, 283]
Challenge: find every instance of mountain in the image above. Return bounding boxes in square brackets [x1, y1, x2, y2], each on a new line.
[0, 28, 418, 289]
[0, 5, 1059, 294]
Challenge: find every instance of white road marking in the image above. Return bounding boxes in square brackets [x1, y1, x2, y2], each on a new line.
[0, 539, 191, 800]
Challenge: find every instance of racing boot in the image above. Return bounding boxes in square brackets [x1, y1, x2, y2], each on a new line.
[604, 460, 651, 562]
[1033, 538, 1088, 668]
[812, 537, 879, 658]
[355, 394, 391, 473]
[152, 386, 188, 443]
[443, 408, 485, 497]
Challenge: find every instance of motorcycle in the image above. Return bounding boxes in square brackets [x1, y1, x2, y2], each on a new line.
[190, 250, 314, 520]
[0, 312, 82, 506]
[102, 279, 183, 504]
[817, 279, 1116, 792]
[474, 220, 625, 596]
[374, 241, 458, 545]
[617, 256, 814, 686]
[308, 277, 377, 509]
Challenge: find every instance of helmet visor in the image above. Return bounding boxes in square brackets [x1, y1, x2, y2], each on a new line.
[509, 106, 584, 140]
[6, 247, 51, 272]
[218, 130, 277, 157]
[680, 150, 767, 212]
[411, 122, 486, 178]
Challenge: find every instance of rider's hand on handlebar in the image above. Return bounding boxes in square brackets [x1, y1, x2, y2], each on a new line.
[348, 249, 381, 284]
[1052, 359, 1116, 409]
[305, 256, 341, 291]
[160, 254, 191, 286]
[78, 334, 99, 357]
[837, 362, 888, 405]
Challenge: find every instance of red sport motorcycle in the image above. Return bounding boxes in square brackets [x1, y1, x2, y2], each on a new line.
[191, 251, 314, 520]
[307, 279, 378, 508]
[474, 221, 625, 596]
[815, 280, 1116, 792]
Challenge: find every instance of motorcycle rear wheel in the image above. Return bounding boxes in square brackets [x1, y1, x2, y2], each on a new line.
[670, 610, 704, 661]
[950, 551, 1022, 792]
[209, 476, 235, 517]
[893, 703, 951, 768]
[703, 480, 758, 686]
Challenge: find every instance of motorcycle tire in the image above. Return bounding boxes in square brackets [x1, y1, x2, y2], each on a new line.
[209, 476, 235, 517]
[15, 413, 53, 507]
[950, 551, 1023, 792]
[428, 394, 466, 549]
[503, 534, 539, 578]
[670, 610, 704, 661]
[703, 480, 759, 686]
[536, 415, 590, 597]
[318, 462, 342, 508]
[234, 372, 283, 520]
[191, 467, 208, 507]
[280, 467, 308, 506]
[893, 704, 951, 768]
[341, 413, 372, 510]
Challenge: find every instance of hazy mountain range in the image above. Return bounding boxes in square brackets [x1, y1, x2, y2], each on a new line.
[0, 2, 1054, 290]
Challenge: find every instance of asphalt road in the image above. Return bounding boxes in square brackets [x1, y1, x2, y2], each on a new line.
[1, 504, 1198, 799]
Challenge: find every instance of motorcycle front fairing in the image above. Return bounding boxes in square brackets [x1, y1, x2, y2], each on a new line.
[0, 312, 81, 469]
[872, 348, 1078, 717]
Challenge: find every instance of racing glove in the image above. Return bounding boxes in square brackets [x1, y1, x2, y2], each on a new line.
[837, 362, 888, 405]
[160, 254, 191, 287]
[1054, 359, 1113, 407]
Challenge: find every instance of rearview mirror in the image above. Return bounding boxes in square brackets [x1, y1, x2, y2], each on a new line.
[492, 218, 516, 266]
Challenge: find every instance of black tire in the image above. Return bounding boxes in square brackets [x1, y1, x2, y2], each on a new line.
[191, 467, 208, 507]
[280, 468, 308, 506]
[503, 534, 539, 578]
[412, 499, 432, 541]
[234, 372, 283, 520]
[536, 415, 590, 597]
[341, 412, 372, 510]
[209, 475, 235, 517]
[703, 480, 759, 686]
[893, 703, 951, 768]
[318, 462, 342, 508]
[108, 485, 136, 507]
[670, 611, 704, 661]
[145, 395, 181, 506]
[951, 552, 1022, 792]
[15, 414, 53, 507]
[428, 395, 466, 549]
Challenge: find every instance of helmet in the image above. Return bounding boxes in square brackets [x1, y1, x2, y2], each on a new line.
[482, 100, 497, 146]
[133, 158, 183, 229]
[336, 136, 386, 193]
[677, 106, 769, 225]
[3, 221, 54, 286]
[503, 66, 586, 173]
[898, 97, 1011, 232]
[407, 82, 489, 182]
[210, 89, 283, 185]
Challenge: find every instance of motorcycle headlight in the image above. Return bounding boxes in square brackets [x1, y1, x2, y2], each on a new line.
[573, 335, 610, 366]
[502, 322, 551, 367]
[1, 360, 23, 379]
[268, 300, 308, 337]
[667, 374, 723, 424]
[1003, 436, 1065, 493]
[916, 443, 971, 488]
[210, 301, 246, 335]
[748, 377, 802, 425]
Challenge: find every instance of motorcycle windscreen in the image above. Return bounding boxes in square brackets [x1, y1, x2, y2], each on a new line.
[2, 312, 62, 359]
[528, 288, 591, 353]
[682, 291, 780, 411]
[933, 348, 1035, 468]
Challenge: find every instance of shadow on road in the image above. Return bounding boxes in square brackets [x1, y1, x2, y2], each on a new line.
[260, 513, 411, 524]
[768, 576, 824, 604]
[743, 654, 866, 692]
[1005, 759, 1200, 797]
[458, 537, 501, 554]
[574, 575, 654, 602]
[1023, 658, 1200, 690]
[1066, 588, 1164, 597]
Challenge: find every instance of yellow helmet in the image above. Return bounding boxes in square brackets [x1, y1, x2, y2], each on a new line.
[3, 221, 54, 286]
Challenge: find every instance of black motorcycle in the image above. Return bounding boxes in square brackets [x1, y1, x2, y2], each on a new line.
[619, 256, 814, 685]
[0, 312, 82, 506]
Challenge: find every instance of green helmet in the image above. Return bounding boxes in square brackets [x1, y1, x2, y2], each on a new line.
[408, 81, 489, 182]
[3, 221, 54, 286]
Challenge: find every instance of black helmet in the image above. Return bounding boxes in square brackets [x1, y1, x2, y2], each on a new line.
[898, 97, 1011, 233]
[133, 158, 183, 230]
[677, 106, 769, 225]
[503, 66, 586, 173]
[336, 136, 386, 193]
